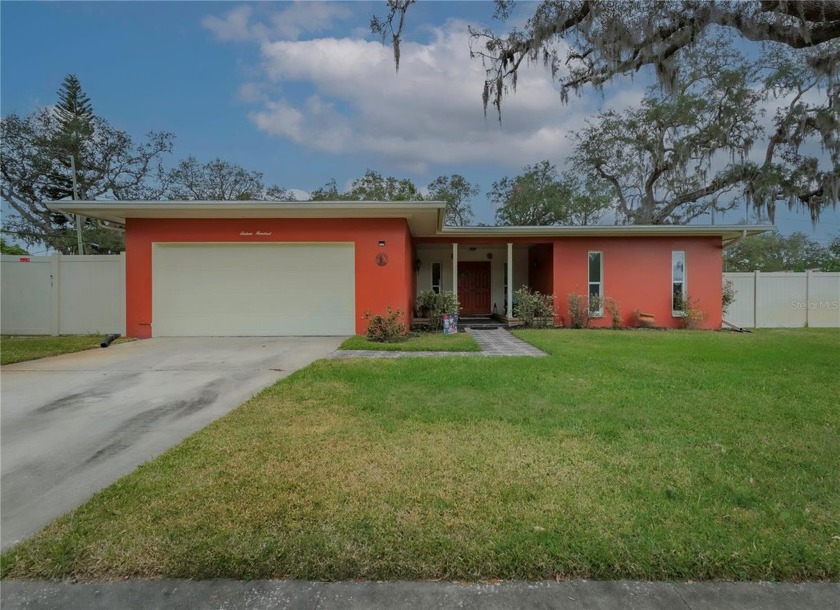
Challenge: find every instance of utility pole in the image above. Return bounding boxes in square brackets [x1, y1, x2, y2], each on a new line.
[70, 155, 84, 255]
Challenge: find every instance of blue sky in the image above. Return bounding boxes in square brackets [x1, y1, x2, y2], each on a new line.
[2, 1, 837, 245]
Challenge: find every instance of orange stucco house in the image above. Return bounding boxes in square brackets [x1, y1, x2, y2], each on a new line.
[48, 200, 767, 338]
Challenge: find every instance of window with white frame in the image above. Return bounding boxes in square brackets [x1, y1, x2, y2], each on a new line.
[431, 262, 442, 294]
[588, 251, 603, 315]
[503, 262, 509, 311]
[672, 251, 686, 315]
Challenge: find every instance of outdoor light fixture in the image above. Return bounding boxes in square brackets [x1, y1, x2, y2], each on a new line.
[378, 240, 386, 247]
[414, 259, 422, 272]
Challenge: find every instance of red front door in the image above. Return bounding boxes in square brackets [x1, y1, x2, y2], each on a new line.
[458, 261, 491, 315]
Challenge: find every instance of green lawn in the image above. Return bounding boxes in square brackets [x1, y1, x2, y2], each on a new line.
[2, 329, 838, 581]
[0, 335, 129, 365]
[340, 332, 480, 352]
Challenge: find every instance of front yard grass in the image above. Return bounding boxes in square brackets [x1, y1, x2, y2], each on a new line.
[0, 335, 129, 365]
[2, 329, 838, 581]
[339, 331, 480, 352]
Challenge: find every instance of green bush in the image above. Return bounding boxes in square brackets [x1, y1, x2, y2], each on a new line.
[513, 286, 555, 328]
[604, 296, 621, 329]
[675, 294, 707, 329]
[722, 279, 736, 316]
[567, 293, 591, 329]
[363, 307, 407, 342]
[416, 290, 460, 331]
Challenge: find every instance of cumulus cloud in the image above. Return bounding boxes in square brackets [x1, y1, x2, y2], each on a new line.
[206, 9, 644, 170]
[203, 2, 351, 42]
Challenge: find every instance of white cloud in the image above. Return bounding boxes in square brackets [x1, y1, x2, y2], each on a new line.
[207, 10, 645, 170]
[202, 2, 351, 43]
[202, 5, 256, 42]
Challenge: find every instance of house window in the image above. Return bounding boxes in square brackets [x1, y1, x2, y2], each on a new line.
[672, 251, 686, 315]
[431, 262, 442, 294]
[588, 251, 603, 316]
[504, 262, 509, 308]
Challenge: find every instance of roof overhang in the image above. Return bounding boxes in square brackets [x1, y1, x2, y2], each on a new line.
[435, 225, 771, 243]
[46, 201, 447, 237]
[46, 200, 773, 241]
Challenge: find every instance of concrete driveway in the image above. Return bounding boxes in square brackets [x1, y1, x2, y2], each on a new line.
[0, 336, 342, 551]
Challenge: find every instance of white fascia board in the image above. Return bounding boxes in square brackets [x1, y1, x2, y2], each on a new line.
[45, 200, 447, 236]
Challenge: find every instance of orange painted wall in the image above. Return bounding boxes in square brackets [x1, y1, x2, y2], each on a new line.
[552, 236, 723, 329]
[125, 218, 411, 338]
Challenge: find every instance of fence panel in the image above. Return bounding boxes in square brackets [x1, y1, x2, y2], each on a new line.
[0, 256, 55, 335]
[1, 254, 125, 336]
[724, 271, 840, 328]
[755, 272, 808, 327]
[723, 273, 755, 328]
[806, 273, 840, 328]
[58, 255, 125, 335]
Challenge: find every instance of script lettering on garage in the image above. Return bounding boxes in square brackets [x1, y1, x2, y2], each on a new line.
[239, 231, 273, 236]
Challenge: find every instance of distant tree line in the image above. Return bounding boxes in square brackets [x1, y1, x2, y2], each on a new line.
[725, 231, 840, 272]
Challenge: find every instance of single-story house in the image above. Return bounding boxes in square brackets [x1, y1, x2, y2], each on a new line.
[48, 201, 769, 338]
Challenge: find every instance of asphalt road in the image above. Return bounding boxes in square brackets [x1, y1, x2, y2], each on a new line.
[0, 336, 342, 550]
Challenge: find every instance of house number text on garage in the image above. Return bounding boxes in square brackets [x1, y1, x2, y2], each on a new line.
[239, 231, 273, 236]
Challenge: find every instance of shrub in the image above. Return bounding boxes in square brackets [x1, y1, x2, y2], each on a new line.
[363, 307, 407, 342]
[567, 293, 591, 329]
[415, 290, 436, 317]
[513, 286, 555, 328]
[722, 279, 736, 316]
[604, 296, 621, 329]
[675, 294, 707, 329]
[417, 290, 460, 331]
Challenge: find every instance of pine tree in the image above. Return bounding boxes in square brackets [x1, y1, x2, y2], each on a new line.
[44, 74, 95, 202]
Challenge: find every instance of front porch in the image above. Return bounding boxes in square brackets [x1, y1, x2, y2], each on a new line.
[413, 241, 554, 321]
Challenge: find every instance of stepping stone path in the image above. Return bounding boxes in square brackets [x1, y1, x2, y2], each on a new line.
[328, 328, 546, 359]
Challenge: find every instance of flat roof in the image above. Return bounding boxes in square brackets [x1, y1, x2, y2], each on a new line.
[47, 200, 772, 240]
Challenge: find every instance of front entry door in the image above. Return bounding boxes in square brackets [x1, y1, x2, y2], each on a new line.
[458, 261, 491, 315]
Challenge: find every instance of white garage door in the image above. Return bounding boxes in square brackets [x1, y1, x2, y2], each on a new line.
[152, 243, 355, 336]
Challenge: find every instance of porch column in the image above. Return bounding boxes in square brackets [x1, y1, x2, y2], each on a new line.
[452, 242, 458, 300]
[507, 242, 513, 318]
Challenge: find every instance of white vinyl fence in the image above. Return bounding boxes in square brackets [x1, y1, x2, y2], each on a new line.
[724, 271, 840, 328]
[1, 254, 125, 336]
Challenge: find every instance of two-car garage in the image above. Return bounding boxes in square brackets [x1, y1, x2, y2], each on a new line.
[151, 243, 356, 336]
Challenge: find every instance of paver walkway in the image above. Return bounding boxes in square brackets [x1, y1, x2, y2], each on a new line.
[328, 328, 546, 359]
[467, 327, 547, 356]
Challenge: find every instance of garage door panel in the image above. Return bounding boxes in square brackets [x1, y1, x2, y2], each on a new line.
[153, 243, 355, 336]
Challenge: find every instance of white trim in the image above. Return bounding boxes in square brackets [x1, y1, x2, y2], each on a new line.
[588, 251, 604, 317]
[45, 201, 772, 240]
[506, 243, 513, 317]
[452, 243, 458, 299]
[672, 250, 687, 317]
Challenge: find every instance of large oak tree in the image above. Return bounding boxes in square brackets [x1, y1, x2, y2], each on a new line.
[377, 0, 840, 222]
